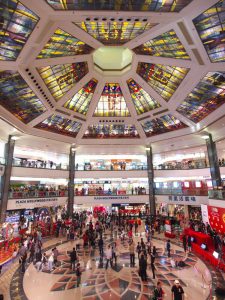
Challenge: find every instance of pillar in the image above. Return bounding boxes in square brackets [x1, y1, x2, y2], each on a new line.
[146, 146, 156, 217]
[0, 136, 15, 223]
[67, 146, 75, 217]
[205, 133, 222, 188]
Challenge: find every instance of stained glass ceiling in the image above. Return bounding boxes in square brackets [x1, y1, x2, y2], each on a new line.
[142, 114, 187, 137]
[177, 71, 225, 123]
[0, 1, 225, 143]
[133, 30, 190, 60]
[137, 62, 189, 101]
[0, 0, 39, 61]
[94, 83, 130, 117]
[193, 0, 225, 63]
[0, 70, 46, 124]
[83, 124, 139, 139]
[75, 21, 158, 45]
[64, 79, 98, 115]
[37, 62, 88, 101]
[46, 0, 192, 12]
[37, 28, 93, 59]
[127, 78, 161, 115]
[35, 114, 81, 137]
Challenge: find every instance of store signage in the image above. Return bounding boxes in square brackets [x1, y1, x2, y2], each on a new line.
[0, 165, 5, 176]
[7, 197, 67, 210]
[94, 196, 129, 201]
[201, 204, 210, 224]
[168, 195, 196, 202]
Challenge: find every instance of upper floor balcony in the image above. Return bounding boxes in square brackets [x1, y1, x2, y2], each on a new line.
[208, 189, 225, 200]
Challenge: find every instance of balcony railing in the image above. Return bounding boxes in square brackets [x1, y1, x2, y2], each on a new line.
[155, 188, 208, 196]
[208, 189, 225, 200]
[8, 190, 68, 199]
[12, 158, 68, 170]
[154, 162, 209, 170]
[75, 165, 148, 171]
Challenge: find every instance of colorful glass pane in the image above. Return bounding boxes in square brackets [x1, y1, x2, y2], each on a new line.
[46, 0, 192, 12]
[137, 62, 189, 101]
[133, 30, 190, 60]
[35, 114, 81, 137]
[0, 70, 46, 123]
[37, 28, 93, 59]
[83, 124, 139, 139]
[193, 0, 225, 62]
[142, 114, 187, 137]
[94, 83, 130, 117]
[37, 62, 88, 101]
[127, 78, 161, 115]
[0, 0, 39, 61]
[75, 21, 157, 45]
[177, 71, 225, 123]
[64, 79, 98, 115]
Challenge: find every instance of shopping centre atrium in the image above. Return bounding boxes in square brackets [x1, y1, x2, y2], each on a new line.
[0, 0, 225, 300]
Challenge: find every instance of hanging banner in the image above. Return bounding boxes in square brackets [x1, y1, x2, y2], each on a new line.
[201, 204, 210, 225]
[208, 206, 225, 233]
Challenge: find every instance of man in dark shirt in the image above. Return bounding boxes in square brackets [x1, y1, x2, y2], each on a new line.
[171, 280, 184, 300]
[70, 248, 77, 271]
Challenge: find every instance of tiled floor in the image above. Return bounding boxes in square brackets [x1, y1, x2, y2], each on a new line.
[1, 232, 224, 300]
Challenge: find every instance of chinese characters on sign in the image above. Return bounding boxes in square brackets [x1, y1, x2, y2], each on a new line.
[168, 195, 196, 202]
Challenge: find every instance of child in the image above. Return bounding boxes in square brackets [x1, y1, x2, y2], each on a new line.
[76, 262, 81, 287]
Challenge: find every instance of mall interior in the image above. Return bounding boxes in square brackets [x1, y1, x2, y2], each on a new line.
[0, 0, 225, 299]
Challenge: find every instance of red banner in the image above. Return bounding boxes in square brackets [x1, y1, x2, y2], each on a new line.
[208, 206, 225, 234]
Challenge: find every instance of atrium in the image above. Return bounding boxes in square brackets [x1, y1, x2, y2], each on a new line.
[0, 1, 225, 300]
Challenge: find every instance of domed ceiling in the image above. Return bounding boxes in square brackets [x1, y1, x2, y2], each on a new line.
[0, 0, 225, 145]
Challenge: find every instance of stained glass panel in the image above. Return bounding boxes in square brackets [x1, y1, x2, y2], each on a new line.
[35, 114, 81, 137]
[64, 79, 98, 115]
[127, 78, 161, 115]
[75, 21, 157, 45]
[137, 62, 189, 101]
[37, 62, 88, 101]
[177, 71, 225, 123]
[37, 28, 93, 59]
[133, 30, 190, 59]
[0, 70, 46, 123]
[0, 0, 39, 61]
[142, 114, 187, 137]
[193, 0, 225, 62]
[83, 124, 139, 139]
[46, 0, 192, 12]
[94, 83, 130, 117]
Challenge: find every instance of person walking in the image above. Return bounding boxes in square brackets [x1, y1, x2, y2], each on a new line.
[166, 240, 171, 257]
[152, 280, 164, 300]
[53, 247, 59, 266]
[76, 262, 82, 287]
[21, 251, 27, 273]
[182, 235, 187, 253]
[105, 245, 113, 269]
[98, 236, 104, 256]
[48, 252, 54, 272]
[151, 252, 156, 279]
[70, 247, 77, 271]
[139, 254, 147, 281]
[187, 235, 192, 252]
[171, 280, 184, 300]
[129, 240, 135, 266]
